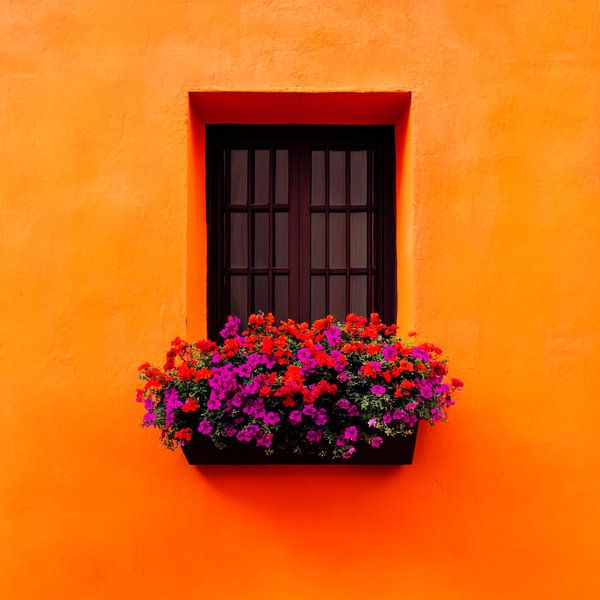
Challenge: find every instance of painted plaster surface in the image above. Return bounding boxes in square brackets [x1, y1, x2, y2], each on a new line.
[1, 1, 599, 598]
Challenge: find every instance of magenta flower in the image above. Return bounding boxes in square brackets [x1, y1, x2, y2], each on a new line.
[257, 433, 273, 448]
[370, 436, 383, 448]
[367, 418, 378, 427]
[306, 429, 323, 443]
[198, 420, 212, 435]
[341, 446, 356, 459]
[263, 411, 281, 425]
[289, 410, 302, 425]
[343, 426, 358, 442]
[371, 385, 386, 396]
[382, 345, 398, 361]
[207, 397, 221, 410]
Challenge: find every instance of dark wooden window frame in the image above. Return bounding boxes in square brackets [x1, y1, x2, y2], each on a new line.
[206, 125, 396, 340]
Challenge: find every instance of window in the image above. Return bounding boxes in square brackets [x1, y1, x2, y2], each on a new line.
[206, 125, 396, 339]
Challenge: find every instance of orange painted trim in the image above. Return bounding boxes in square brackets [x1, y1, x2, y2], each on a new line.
[186, 92, 412, 338]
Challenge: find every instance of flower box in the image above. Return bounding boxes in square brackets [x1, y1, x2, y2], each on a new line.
[182, 423, 418, 465]
[136, 313, 462, 464]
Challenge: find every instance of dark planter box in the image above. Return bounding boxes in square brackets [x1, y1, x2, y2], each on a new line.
[182, 423, 418, 465]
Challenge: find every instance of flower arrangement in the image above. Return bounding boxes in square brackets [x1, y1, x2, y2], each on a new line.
[136, 313, 463, 461]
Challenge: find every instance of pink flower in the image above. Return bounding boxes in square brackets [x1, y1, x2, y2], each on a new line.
[289, 410, 302, 425]
[370, 385, 386, 396]
[370, 436, 383, 448]
[343, 426, 358, 442]
[306, 429, 323, 443]
[198, 420, 212, 435]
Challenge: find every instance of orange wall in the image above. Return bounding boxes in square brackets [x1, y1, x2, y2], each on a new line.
[1, 2, 599, 599]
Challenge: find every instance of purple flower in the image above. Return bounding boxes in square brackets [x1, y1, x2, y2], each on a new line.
[347, 405, 360, 417]
[393, 409, 406, 421]
[289, 410, 302, 425]
[164, 388, 182, 427]
[324, 326, 342, 346]
[297, 348, 312, 362]
[382, 345, 398, 361]
[405, 401, 418, 411]
[236, 424, 261, 442]
[336, 398, 351, 410]
[431, 408, 443, 423]
[371, 436, 383, 448]
[220, 315, 241, 340]
[302, 405, 317, 417]
[337, 371, 350, 383]
[207, 396, 221, 410]
[223, 425, 237, 437]
[342, 446, 356, 459]
[198, 420, 212, 435]
[383, 412, 392, 424]
[411, 347, 430, 361]
[371, 385, 386, 396]
[263, 411, 281, 425]
[314, 409, 329, 426]
[257, 433, 273, 448]
[343, 426, 358, 442]
[419, 382, 433, 399]
[142, 412, 155, 426]
[306, 429, 323, 443]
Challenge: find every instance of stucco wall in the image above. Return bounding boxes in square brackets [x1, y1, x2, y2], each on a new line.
[1, 1, 599, 598]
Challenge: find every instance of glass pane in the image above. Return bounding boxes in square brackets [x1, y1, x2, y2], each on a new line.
[230, 213, 247, 268]
[274, 212, 288, 268]
[350, 150, 368, 205]
[329, 150, 346, 205]
[350, 212, 367, 268]
[311, 151, 325, 205]
[253, 275, 269, 313]
[329, 275, 346, 322]
[311, 213, 326, 269]
[274, 275, 288, 321]
[253, 212, 269, 268]
[350, 275, 367, 316]
[254, 150, 269, 205]
[230, 150, 247, 205]
[311, 276, 326, 322]
[275, 150, 288, 204]
[230, 275, 248, 323]
[328, 213, 346, 268]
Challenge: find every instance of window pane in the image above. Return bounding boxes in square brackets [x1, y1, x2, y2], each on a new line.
[275, 150, 288, 204]
[350, 275, 367, 316]
[274, 275, 288, 321]
[311, 276, 326, 322]
[328, 213, 346, 268]
[329, 275, 346, 322]
[230, 275, 248, 323]
[230, 150, 247, 205]
[253, 275, 269, 313]
[253, 212, 269, 268]
[350, 150, 368, 205]
[254, 150, 269, 205]
[350, 212, 367, 268]
[230, 213, 247, 268]
[311, 151, 325, 205]
[329, 150, 346, 205]
[274, 212, 288, 268]
[311, 213, 326, 268]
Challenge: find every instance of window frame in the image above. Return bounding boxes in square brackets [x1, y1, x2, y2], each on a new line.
[206, 125, 397, 339]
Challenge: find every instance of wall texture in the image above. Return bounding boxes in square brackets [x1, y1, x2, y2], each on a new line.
[1, 1, 599, 598]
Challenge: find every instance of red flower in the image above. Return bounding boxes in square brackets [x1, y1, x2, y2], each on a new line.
[182, 398, 200, 413]
[174, 428, 192, 442]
